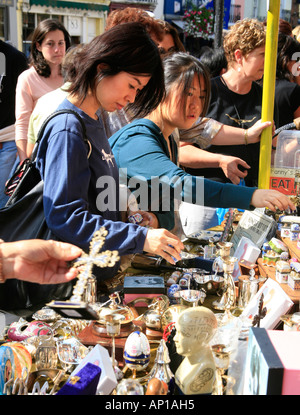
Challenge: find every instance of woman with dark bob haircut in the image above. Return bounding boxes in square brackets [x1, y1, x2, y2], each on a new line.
[67, 22, 164, 120]
[35, 23, 183, 298]
[15, 19, 71, 162]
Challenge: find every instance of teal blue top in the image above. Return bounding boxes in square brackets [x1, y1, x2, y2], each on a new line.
[109, 119, 256, 230]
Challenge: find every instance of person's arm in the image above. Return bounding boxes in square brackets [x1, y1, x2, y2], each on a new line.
[112, 129, 295, 213]
[179, 145, 249, 185]
[26, 112, 37, 158]
[15, 71, 34, 162]
[294, 106, 300, 120]
[209, 119, 272, 145]
[0, 239, 82, 284]
[179, 119, 272, 147]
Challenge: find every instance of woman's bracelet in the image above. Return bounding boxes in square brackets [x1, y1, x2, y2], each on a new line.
[244, 129, 248, 145]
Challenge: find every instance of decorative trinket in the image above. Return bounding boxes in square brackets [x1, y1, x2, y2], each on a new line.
[70, 228, 120, 303]
[116, 378, 144, 395]
[213, 256, 238, 316]
[35, 332, 58, 371]
[7, 319, 51, 342]
[147, 339, 174, 394]
[56, 338, 89, 370]
[174, 289, 206, 307]
[252, 293, 267, 327]
[174, 306, 217, 395]
[167, 284, 181, 302]
[123, 331, 150, 378]
[145, 378, 168, 395]
[32, 307, 60, 322]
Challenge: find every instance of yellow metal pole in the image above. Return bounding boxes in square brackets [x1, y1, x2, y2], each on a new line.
[258, 0, 280, 189]
[16, 0, 24, 52]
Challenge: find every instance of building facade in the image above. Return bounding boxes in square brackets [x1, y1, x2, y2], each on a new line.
[1, 0, 299, 53]
[1, 0, 110, 51]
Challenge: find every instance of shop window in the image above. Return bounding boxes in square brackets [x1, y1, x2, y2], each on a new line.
[0, 7, 5, 40]
[22, 13, 35, 56]
[37, 14, 51, 24]
[51, 15, 64, 23]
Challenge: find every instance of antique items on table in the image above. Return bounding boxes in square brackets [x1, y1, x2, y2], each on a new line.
[173, 289, 206, 307]
[70, 344, 117, 395]
[77, 292, 144, 366]
[3, 205, 300, 397]
[240, 278, 294, 330]
[280, 312, 300, 331]
[123, 275, 165, 307]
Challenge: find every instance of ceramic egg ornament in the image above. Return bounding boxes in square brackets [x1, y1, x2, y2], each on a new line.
[123, 331, 150, 377]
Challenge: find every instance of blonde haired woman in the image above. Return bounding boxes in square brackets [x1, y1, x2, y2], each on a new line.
[189, 18, 270, 188]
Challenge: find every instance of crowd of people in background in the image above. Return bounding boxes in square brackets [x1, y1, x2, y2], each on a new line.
[0, 9, 299, 310]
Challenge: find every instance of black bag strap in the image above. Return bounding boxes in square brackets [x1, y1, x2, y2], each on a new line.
[31, 109, 92, 161]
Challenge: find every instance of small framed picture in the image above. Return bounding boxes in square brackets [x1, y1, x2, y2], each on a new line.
[47, 300, 99, 320]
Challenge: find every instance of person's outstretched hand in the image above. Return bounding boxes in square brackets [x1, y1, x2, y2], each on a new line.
[250, 189, 296, 212]
[1, 239, 83, 284]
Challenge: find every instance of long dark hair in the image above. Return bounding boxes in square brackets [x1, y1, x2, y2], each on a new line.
[68, 22, 165, 119]
[277, 33, 300, 81]
[30, 19, 71, 78]
[162, 52, 211, 118]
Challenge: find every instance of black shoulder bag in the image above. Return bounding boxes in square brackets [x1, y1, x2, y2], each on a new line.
[0, 109, 91, 312]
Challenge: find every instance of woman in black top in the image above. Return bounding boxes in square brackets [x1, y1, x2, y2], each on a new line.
[186, 18, 272, 188]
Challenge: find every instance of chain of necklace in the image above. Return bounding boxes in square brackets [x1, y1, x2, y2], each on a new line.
[220, 75, 246, 129]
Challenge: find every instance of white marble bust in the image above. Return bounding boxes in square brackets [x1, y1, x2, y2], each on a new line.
[174, 306, 218, 395]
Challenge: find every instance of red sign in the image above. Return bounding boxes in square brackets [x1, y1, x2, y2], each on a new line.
[269, 168, 298, 195]
[270, 177, 297, 195]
